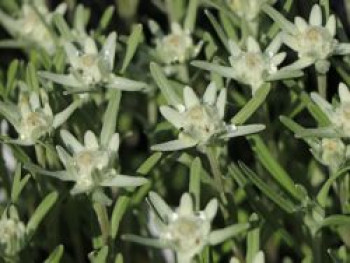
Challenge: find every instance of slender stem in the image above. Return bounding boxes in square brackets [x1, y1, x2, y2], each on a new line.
[206, 147, 228, 204]
[93, 202, 110, 245]
[312, 232, 322, 263]
[317, 73, 327, 99]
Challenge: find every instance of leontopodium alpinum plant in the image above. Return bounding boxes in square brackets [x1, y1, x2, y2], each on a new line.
[151, 82, 265, 151]
[124, 192, 250, 263]
[39, 32, 147, 93]
[0, 0, 66, 54]
[0, 88, 79, 145]
[1, 1, 350, 262]
[264, 4, 350, 74]
[192, 35, 302, 94]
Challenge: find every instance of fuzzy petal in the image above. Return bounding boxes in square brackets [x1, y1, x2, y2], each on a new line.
[148, 191, 173, 222]
[216, 89, 227, 119]
[84, 130, 99, 149]
[108, 133, 120, 152]
[310, 92, 333, 117]
[334, 43, 350, 55]
[178, 193, 193, 216]
[183, 86, 200, 108]
[56, 145, 72, 167]
[309, 5, 322, 26]
[53, 101, 79, 129]
[228, 40, 241, 57]
[294, 17, 308, 32]
[265, 33, 282, 55]
[101, 32, 117, 70]
[204, 198, 218, 220]
[107, 75, 146, 91]
[338, 83, 350, 103]
[203, 82, 217, 105]
[247, 37, 261, 53]
[223, 124, 265, 138]
[160, 106, 183, 128]
[38, 72, 83, 88]
[64, 42, 80, 68]
[325, 15, 336, 36]
[60, 130, 83, 153]
[191, 61, 236, 79]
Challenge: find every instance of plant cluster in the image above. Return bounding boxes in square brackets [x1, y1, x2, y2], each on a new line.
[0, 0, 350, 262]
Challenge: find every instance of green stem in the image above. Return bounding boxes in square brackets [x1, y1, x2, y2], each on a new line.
[312, 232, 322, 263]
[93, 203, 110, 245]
[206, 147, 228, 204]
[317, 73, 327, 99]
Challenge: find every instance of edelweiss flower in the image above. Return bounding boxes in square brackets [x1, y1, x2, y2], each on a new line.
[279, 5, 350, 73]
[154, 22, 202, 65]
[44, 130, 147, 199]
[192, 36, 302, 95]
[39, 32, 147, 92]
[124, 192, 251, 263]
[0, 0, 66, 54]
[307, 83, 350, 137]
[151, 83, 265, 151]
[0, 89, 79, 145]
[308, 138, 349, 172]
[226, 0, 276, 21]
[0, 208, 26, 257]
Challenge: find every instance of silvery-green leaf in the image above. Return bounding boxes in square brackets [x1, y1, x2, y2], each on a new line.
[203, 81, 217, 105]
[191, 61, 236, 79]
[120, 25, 142, 73]
[0, 9, 20, 35]
[0, 101, 20, 127]
[262, 5, 297, 34]
[5, 138, 35, 146]
[70, 184, 90, 195]
[56, 145, 72, 167]
[222, 124, 265, 138]
[334, 43, 350, 55]
[265, 33, 282, 55]
[209, 223, 250, 245]
[100, 174, 148, 187]
[107, 75, 146, 91]
[38, 72, 83, 88]
[122, 235, 169, 249]
[266, 69, 303, 82]
[151, 138, 197, 151]
[148, 191, 173, 222]
[160, 106, 183, 129]
[64, 42, 80, 68]
[280, 57, 314, 72]
[310, 92, 333, 117]
[53, 100, 80, 129]
[25, 162, 72, 181]
[295, 127, 342, 138]
[271, 52, 286, 66]
[60, 130, 83, 153]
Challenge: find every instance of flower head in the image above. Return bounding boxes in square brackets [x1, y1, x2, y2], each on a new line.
[54, 130, 147, 198]
[0, 89, 78, 145]
[0, 0, 66, 54]
[151, 82, 265, 151]
[226, 0, 276, 21]
[281, 5, 350, 73]
[0, 208, 26, 257]
[39, 32, 147, 92]
[155, 23, 201, 65]
[192, 35, 302, 95]
[311, 83, 350, 137]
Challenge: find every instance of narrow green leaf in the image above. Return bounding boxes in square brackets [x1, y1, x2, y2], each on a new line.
[204, 9, 229, 52]
[150, 62, 182, 106]
[115, 253, 123, 263]
[26, 191, 58, 236]
[317, 168, 350, 207]
[90, 246, 109, 263]
[219, 12, 238, 42]
[53, 14, 74, 40]
[120, 24, 143, 73]
[320, 0, 330, 19]
[240, 162, 296, 213]
[246, 214, 260, 263]
[231, 84, 271, 125]
[44, 245, 64, 263]
[209, 223, 250, 245]
[136, 152, 163, 175]
[100, 90, 121, 147]
[279, 115, 305, 134]
[189, 157, 201, 210]
[262, 4, 296, 34]
[184, 0, 198, 32]
[300, 92, 331, 127]
[6, 59, 18, 97]
[318, 215, 350, 231]
[99, 6, 115, 31]
[110, 196, 130, 239]
[122, 235, 168, 249]
[26, 63, 40, 92]
[11, 165, 31, 203]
